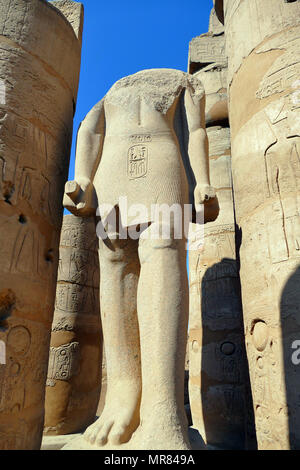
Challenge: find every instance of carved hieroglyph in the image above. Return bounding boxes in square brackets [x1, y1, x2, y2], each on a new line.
[62, 69, 218, 450]
[221, 0, 300, 450]
[188, 35, 227, 74]
[0, 0, 83, 450]
[44, 215, 103, 435]
[188, 16, 253, 449]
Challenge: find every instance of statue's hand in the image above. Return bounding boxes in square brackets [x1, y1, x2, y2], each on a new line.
[194, 183, 216, 205]
[193, 184, 219, 223]
[63, 177, 97, 217]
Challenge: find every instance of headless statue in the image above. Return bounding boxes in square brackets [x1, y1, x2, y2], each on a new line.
[63, 69, 218, 450]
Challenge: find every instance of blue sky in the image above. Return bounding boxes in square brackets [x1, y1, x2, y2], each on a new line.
[68, 0, 213, 181]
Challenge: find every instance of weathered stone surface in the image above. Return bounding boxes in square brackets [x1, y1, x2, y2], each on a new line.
[51, 0, 84, 45]
[189, 33, 227, 75]
[0, 0, 83, 450]
[213, 0, 224, 25]
[209, 6, 224, 36]
[188, 25, 228, 127]
[44, 215, 103, 436]
[96, 345, 107, 418]
[223, 0, 300, 87]
[187, 10, 254, 449]
[195, 64, 228, 125]
[223, 0, 300, 450]
[189, 126, 250, 449]
[62, 68, 218, 450]
[41, 433, 79, 450]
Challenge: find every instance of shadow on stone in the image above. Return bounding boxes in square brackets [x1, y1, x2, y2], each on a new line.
[280, 265, 300, 449]
[200, 257, 256, 449]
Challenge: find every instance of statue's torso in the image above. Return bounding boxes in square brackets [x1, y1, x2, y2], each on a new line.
[94, 69, 194, 226]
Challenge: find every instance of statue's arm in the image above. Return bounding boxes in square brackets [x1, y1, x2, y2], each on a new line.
[184, 83, 219, 222]
[75, 99, 105, 184]
[63, 99, 105, 217]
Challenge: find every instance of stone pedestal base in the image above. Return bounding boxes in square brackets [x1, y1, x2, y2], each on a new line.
[41, 434, 80, 450]
[60, 428, 221, 451]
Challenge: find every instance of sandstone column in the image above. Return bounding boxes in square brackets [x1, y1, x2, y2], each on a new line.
[188, 9, 253, 449]
[44, 215, 103, 435]
[217, 0, 300, 450]
[0, 0, 83, 449]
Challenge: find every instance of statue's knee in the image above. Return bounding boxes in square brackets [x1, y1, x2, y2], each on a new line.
[99, 237, 131, 263]
[138, 234, 179, 264]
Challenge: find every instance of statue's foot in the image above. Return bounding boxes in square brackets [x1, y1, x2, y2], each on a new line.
[84, 382, 140, 447]
[132, 404, 191, 450]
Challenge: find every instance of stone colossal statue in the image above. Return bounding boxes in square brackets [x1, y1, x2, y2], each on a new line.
[62, 68, 218, 450]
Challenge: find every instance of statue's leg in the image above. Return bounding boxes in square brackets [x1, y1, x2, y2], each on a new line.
[135, 223, 190, 450]
[84, 234, 141, 447]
